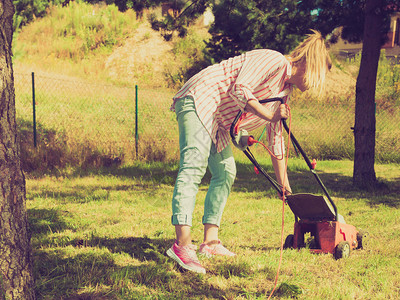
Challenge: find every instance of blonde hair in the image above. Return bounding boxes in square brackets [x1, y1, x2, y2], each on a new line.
[289, 30, 332, 92]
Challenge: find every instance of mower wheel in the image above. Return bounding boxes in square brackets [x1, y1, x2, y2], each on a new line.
[356, 230, 369, 249]
[283, 234, 294, 249]
[334, 241, 351, 259]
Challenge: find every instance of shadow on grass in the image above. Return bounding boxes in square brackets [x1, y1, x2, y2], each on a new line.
[27, 181, 158, 205]
[32, 232, 224, 298]
[28, 208, 71, 238]
[234, 161, 400, 208]
[28, 207, 291, 299]
[49, 158, 400, 209]
[27, 166, 399, 298]
[32, 232, 267, 299]
[27, 206, 241, 298]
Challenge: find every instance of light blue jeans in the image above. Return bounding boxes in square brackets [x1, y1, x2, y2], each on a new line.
[171, 96, 236, 227]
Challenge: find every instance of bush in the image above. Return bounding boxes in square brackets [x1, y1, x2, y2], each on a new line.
[15, 1, 138, 60]
[13, 0, 62, 31]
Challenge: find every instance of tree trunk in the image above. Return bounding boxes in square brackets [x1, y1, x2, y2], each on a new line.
[0, 0, 36, 299]
[353, 0, 383, 188]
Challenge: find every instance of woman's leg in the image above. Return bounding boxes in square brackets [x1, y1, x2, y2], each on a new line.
[171, 96, 212, 246]
[202, 143, 236, 243]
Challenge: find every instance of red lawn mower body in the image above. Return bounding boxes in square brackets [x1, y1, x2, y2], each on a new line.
[284, 193, 363, 259]
[293, 220, 359, 254]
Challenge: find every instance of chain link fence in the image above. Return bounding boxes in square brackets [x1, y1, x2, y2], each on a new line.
[14, 72, 400, 171]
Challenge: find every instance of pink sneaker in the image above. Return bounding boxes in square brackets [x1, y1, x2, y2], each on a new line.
[166, 241, 206, 274]
[199, 240, 236, 258]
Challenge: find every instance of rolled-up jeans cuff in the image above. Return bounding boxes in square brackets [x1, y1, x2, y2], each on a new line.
[202, 215, 222, 227]
[171, 214, 192, 226]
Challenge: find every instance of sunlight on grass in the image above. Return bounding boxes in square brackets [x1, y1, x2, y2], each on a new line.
[26, 160, 400, 299]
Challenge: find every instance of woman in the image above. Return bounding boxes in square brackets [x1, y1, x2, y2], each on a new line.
[167, 30, 331, 274]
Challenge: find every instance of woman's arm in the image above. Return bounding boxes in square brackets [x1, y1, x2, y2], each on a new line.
[244, 99, 289, 123]
[245, 99, 291, 195]
[271, 155, 292, 195]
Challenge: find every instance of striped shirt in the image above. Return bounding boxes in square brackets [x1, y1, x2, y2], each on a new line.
[171, 49, 293, 154]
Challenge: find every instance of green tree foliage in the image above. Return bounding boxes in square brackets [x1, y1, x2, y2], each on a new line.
[207, 0, 397, 62]
[152, 0, 365, 62]
[149, 0, 209, 41]
[12, 0, 163, 31]
[301, 0, 397, 188]
[102, 0, 163, 14]
[315, 0, 393, 44]
[13, 0, 63, 30]
[207, 0, 317, 61]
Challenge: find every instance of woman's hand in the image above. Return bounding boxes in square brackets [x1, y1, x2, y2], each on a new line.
[245, 100, 289, 123]
[271, 104, 289, 123]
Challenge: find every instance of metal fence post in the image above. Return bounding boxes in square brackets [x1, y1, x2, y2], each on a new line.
[135, 85, 138, 159]
[32, 72, 37, 148]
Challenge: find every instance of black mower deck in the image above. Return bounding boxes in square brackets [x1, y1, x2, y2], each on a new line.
[285, 193, 336, 221]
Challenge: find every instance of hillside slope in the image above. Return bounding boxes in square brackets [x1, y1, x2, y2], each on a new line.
[12, 2, 356, 94]
[13, 18, 174, 87]
[104, 22, 173, 86]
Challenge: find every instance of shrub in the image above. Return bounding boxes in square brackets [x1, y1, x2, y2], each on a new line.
[15, 1, 138, 61]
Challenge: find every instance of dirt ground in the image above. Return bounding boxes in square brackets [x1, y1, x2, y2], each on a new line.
[105, 22, 174, 84]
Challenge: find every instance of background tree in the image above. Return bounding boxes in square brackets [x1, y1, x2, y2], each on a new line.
[206, 0, 317, 61]
[352, 0, 394, 188]
[103, 0, 163, 17]
[13, 0, 63, 30]
[149, 0, 209, 40]
[207, 0, 396, 189]
[0, 0, 35, 298]
[304, 1, 395, 188]
[315, 0, 395, 188]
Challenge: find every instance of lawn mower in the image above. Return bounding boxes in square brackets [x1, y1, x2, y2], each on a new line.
[230, 98, 367, 259]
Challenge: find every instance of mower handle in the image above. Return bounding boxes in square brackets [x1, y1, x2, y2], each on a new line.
[258, 98, 318, 172]
[229, 98, 287, 196]
[229, 97, 285, 141]
[259, 97, 285, 105]
[230, 97, 338, 220]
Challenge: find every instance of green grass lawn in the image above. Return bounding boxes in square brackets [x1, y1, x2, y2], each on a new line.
[27, 156, 400, 299]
